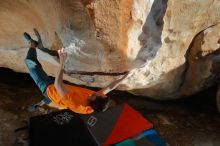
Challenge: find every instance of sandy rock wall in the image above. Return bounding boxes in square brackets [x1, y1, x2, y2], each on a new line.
[126, 0, 220, 99]
[0, 0, 220, 99]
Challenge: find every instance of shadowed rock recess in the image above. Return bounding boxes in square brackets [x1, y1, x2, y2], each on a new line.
[1, 0, 220, 99]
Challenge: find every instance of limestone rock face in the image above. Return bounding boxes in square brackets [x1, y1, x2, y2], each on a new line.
[1, 0, 220, 99]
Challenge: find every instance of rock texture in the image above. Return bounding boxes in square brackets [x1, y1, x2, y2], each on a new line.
[1, 0, 220, 99]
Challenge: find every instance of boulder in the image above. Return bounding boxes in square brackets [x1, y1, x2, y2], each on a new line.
[1, 0, 220, 99]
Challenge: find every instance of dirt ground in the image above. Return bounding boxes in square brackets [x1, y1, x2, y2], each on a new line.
[0, 67, 220, 146]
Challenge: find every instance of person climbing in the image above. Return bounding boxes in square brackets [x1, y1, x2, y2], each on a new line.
[23, 29, 129, 114]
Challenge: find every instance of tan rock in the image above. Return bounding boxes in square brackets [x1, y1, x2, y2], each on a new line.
[179, 24, 220, 97]
[1, 0, 220, 99]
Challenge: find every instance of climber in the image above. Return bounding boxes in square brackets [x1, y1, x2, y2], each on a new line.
[23, 29, 129, 114]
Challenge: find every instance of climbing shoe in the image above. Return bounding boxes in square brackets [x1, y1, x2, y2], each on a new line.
[23, 32, 34, 43]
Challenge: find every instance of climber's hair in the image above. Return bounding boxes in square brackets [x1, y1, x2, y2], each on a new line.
[89, 95, 110, 112]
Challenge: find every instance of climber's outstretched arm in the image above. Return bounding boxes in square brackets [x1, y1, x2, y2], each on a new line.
[98, 72, 129, 95]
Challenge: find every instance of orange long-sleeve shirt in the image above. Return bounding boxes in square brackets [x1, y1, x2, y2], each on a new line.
[46, 84, 95, 114]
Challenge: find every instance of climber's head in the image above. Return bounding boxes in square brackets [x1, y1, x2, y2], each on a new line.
[88, 93, 109, 112]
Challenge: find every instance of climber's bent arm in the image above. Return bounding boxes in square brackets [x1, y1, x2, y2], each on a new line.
[54, 66, 67, 97]
[54, 48, 68, 98]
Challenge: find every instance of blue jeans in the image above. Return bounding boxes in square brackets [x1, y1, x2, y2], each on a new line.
[24, 48, 53, 104]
